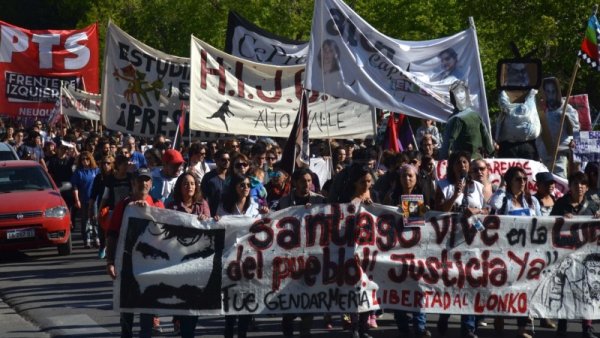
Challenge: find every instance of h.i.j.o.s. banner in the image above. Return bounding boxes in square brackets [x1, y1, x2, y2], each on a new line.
[190, 36, 374, 139]
[114, 204, 600, 319]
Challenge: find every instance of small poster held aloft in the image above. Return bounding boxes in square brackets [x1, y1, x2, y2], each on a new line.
[400, 194, 426, 226]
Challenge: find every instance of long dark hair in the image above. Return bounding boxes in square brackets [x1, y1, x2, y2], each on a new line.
[502, 166, 533, 210]
[222, 173, 251, 214]
[173, 172, 202, 205]
[446, 151, 471, 184]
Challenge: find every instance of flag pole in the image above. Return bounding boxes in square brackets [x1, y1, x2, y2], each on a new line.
[550, 4, 598, 173]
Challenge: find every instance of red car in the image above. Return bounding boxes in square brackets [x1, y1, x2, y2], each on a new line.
[0, 160, 72, 255]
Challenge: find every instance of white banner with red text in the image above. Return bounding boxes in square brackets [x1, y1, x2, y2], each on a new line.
[189, 36, 374, 139]
[114, 204, 600, 319]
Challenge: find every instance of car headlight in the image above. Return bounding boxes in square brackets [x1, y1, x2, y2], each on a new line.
[45, 206, 68, 218]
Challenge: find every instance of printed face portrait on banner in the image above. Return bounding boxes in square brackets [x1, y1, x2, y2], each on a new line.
[318, 40, 340, 74]
[120, 217, 224, 311]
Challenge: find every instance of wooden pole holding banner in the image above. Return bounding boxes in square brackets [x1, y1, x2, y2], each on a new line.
[549, 59, 580, 174]
[549, 5, 600, 172]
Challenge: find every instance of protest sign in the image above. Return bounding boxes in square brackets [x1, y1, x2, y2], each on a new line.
[574, 131, 600, 163]
[0, 21, 99, 122]
[101, 22, 227, 140]
[436, 158, 568, 196]
[115, 204, 600, 319]
[305, 0, 490, 132]
[225, 11, 308, 66]
[189, 36, 374, 139]
[60, 85, 101, 121]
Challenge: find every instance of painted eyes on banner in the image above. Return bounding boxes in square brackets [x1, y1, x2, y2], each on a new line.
[136, 242, 169, 260]
[152, 223, 213, 247]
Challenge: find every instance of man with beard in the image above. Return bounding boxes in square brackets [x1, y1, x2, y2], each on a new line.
[536, 77, 580, 178]
[106, 168, 164, 338]
[555, 254, 600, 338]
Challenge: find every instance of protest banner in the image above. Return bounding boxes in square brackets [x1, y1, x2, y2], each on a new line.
[573, 131, 600, 163]
[0, 21, 99, 123]
[60, 85, 101, 121]
[189, 36, 374, 139]
[304, 0, 490, 133]
[436, 158, 568, 196]
[115, 204, 600, 319]
[101, 22, 227, 140]
[569, 94, 592, 131]
[225, 11, 308, 66]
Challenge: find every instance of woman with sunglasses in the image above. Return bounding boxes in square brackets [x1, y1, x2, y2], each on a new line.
[489, 166, 542, 338]
[187, 142, 211, 183]
[71, 151, 100, 248]
[89, 155, 115, 259]
[165, 172, 210, 338]
[217, 173, 267, 338]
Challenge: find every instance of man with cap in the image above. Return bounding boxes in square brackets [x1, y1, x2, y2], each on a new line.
[150, 149, 185, 203]
[106, 168, 164, 338]
[534, 172, 556, 216]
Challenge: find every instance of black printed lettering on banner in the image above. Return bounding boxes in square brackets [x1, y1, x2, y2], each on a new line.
[221, 284, 259, 313]
[552, 218, 600, 249]
[263, 288, 370, 312]
[118, 42, 190, 80]
[530, 218, 547, 244]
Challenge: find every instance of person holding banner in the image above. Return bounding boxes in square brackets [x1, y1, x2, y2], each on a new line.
[550, 171, 600, 338]
[339, 164, 378, 338]
[165, 172, 210, 338]
[383, 164, 432, 338]
[217, 173, 266, 338]
[489, 166, 544, 338]
[434, 151, 483, 338]
[277, 168, 325, 338]
[106, 168, 165, 338]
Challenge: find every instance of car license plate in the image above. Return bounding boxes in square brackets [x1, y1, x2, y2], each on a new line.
[6, 228, 35, 240]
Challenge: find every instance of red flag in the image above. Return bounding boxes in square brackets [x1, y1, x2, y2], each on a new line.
[178, 101, 186, 137]
[386, 113, 401, 152]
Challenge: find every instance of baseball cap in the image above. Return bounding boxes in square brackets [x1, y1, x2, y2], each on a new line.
[535, 172, 555, 183]
[134, 168, 152, 180]
[162, 149, 184, 165]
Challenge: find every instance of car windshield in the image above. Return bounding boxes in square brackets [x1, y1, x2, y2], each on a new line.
[0, 166, 53, 192]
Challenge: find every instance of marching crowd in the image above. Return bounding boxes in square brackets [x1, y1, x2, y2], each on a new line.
[0, 78, 595, 338]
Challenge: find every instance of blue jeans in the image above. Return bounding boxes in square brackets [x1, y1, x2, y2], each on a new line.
[439, 314, 477, 332]
[394, 311, 426, 333]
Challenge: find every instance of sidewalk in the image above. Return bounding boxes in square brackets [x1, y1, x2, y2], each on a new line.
[0, 298, 50, 338]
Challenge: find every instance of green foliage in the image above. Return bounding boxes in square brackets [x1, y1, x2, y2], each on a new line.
[1, 0, 599, 117]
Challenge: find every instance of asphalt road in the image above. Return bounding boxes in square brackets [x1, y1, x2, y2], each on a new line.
[0, 233, 596, 338]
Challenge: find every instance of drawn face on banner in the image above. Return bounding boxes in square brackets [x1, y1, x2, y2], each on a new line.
[130, 221, 222, 308]
[450, 81, 470, 111]
[504, 63, 530, 87]
[584, 255, 600, 301]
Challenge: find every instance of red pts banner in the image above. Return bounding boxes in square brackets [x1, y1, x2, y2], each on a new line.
[0, 21, 99, 120]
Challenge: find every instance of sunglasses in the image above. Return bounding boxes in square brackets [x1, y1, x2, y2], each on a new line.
[238, 182, 251, 188]
[235, 162, 249, 168]
[232, 144, 240, 148]
[267, 157, 277, 161]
